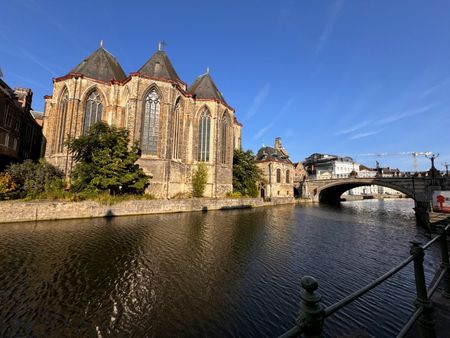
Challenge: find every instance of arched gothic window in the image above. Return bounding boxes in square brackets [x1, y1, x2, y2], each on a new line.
[276, 168, 281, 183]
[286, 169, 290, 183]
[141, 89, 160, 155]
[57, 89, 68, 152]
[123, 100, 130, 128]
[172, 100, 181, 159]
[221, 113, 229, 164]
[198, 109, 211, 162]
[122, 88, 131, 129]
[83, 90, 103, 134]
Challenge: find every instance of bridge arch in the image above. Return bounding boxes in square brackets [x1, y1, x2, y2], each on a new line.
[317, 180, 415, 204]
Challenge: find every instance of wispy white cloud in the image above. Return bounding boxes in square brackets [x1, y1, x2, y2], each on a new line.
[335, 120, 372, 136]
[253, 123, 274, 140]
[349, 130, 382, 140]
[9, 72, 49, 90]
[245, 83, 271, 120]
[420, 77, 450, 98]
[279, 98, 294, 115]
[20, 48, 58, 76]
[315, 0, 344, 56]
[374, 104, 435, 126]
[252, 97, 295, 140]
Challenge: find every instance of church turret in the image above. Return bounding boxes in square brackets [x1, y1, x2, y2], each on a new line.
[69, 41, 126, 82]
[137, 43, 184, 86]
[188, 69, 227, 104]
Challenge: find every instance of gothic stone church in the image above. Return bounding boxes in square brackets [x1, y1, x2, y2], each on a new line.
[43, 44, 242, 198]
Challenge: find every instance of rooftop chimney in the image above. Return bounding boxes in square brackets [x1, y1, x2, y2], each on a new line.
[13, 88, 33, 112]
[274, 137, 282, 149]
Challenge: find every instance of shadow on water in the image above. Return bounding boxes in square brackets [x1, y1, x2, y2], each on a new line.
[105, 209, 115, 218]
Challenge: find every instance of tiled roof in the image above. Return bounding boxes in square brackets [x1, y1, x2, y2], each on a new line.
[70, 47, 126, 82]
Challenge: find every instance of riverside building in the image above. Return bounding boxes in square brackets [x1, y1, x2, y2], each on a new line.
[255, 138, 295, 198]
[43, 42, 242, 198]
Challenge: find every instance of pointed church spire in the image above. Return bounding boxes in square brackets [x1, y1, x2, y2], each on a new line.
[138, 42, 182, 83]
[69, 44, 126, 82]
[188, 71, 226, 103]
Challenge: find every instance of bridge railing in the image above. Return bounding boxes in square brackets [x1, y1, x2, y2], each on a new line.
[306, 171, 449, 180]
[277, 222, 450, 338]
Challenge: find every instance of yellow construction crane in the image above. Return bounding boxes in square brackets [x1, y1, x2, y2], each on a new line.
[356, 151, 435, 171]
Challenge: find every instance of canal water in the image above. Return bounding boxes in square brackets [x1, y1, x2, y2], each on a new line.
[0, 200, 441, 337]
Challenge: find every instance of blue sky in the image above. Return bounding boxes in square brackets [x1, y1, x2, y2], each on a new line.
[1, 0, 450, 171]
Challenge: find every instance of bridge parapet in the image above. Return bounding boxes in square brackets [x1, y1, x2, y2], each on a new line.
[301, 176, 450, 227]
[304, 177, 427, 201]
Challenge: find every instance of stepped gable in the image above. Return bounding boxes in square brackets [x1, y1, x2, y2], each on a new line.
[188, 72, 226, 103]
[69, 46, 126, 82]
[138, 50, 182, 83]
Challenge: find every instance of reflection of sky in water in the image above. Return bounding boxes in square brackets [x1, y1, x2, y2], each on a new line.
[0, 200, 438, 337]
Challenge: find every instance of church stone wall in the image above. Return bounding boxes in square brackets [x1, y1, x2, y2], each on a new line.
[43, 74, 240, 198]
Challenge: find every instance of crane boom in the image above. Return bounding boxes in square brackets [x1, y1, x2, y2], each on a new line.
[356, 151, 435, 171]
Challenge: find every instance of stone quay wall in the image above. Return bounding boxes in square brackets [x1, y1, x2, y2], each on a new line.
[0, 197, 296, 224]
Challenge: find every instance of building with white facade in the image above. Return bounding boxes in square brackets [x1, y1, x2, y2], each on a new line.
[303, 153, 358, 179]
[303, 154, 404, 196]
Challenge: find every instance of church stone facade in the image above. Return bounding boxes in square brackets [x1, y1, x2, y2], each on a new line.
[43, 44, 242, 198]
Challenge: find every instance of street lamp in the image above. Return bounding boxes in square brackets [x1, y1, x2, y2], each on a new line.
[442, 162, 449, 176]
[425, 153, 440, 178]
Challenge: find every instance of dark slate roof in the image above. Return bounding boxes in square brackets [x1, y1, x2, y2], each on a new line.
[138, 51, 181, 83]
[256, 146, 291, 163]
[70, 47, 126, 82]
[188, 73, 226, 102]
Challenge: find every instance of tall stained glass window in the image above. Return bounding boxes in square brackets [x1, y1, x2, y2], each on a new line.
[172, 101, 181, 159]
[221, 113, 229, 164]
[141, 90, 160, 155]
[197, 109, 211, 162]
[83, 90, 103, 135]
[57, 89, 68, 152]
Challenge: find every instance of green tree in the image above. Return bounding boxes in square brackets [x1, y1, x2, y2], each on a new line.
[232, 149, 263, 197]
[67, 122, 150, 195]
[192, 162, 208, 197]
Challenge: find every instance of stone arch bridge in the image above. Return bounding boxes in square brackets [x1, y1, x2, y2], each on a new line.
[302, 176, 450, 226]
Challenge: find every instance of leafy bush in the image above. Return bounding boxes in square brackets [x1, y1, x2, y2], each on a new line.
[192, 162, 208, 197]
[5, 160, 64, 199]
[226, 191, 242, 198]
[74, 190, 155, 204]
[0, 172, 18, 200]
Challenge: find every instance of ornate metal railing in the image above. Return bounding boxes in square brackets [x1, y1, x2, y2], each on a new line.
[278, 222, 450, 338]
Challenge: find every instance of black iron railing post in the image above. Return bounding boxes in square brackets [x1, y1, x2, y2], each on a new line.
[410, 241, 435, 338]
[436, 225, 450, 298]
[297, 276, 325, 338]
